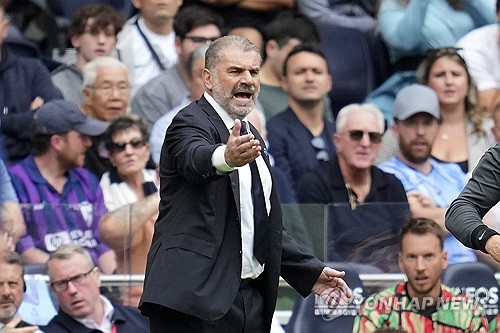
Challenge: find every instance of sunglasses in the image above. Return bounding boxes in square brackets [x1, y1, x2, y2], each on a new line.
[109, 139, 147, 153]
[347, 130, 382, 144]
[311, 136, 330, 161]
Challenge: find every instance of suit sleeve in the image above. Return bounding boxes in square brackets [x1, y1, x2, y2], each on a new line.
[164, 108, 223, 184]
[280, 230, 324, 297]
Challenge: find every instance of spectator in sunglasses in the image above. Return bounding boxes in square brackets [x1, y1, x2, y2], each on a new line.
[297, 103, 408, 270]
[379, 84, 477, 265]
[98, 114, 159, 306]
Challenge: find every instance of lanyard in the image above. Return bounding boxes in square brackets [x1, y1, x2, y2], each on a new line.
[134, 18, 167, 71]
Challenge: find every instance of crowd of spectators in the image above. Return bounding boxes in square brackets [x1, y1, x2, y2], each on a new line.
[0, 0, 498, 331]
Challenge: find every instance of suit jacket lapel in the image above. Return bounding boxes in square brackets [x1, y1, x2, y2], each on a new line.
[197, 96, 241, 217]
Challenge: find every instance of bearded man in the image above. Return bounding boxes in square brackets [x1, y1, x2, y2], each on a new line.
[139, 35, 353, 333]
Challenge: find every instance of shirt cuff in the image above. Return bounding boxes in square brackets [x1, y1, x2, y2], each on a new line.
[212, 145, 235, 173]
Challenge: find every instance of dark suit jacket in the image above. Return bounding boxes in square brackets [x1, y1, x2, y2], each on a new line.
[139, 96, 324, 330]
[41, 302, 149, 332]
[267, 107, 336, 193]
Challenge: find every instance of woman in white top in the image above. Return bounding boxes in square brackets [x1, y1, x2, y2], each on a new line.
[98, 114, 159, 306]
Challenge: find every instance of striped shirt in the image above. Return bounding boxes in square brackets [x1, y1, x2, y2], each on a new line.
[8, 155, 110, 265]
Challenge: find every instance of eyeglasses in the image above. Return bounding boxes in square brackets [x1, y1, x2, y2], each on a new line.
[109, 139, 147, 153]
[347, 130, 382, 144]
[51, 267, 95, 292]
[311, 136, 330, 161]
[183, 36, 219, 44]
[90, 83, 130, 95]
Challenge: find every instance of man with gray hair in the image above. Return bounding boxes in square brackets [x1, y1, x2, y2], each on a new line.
[42, 244, 149, 332]
[0, 251, 39, 333]
[80, 56, 132, 178]
[139, 35, 352, 332]
[297, 103, 408, 270]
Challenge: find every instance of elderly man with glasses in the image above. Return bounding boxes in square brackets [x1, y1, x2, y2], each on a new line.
[42, 244, 149, 333]
[80, 56, 139, 178]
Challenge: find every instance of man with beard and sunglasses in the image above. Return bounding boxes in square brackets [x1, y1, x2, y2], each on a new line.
[139, 35, 352, 333]
[379, 84, 476, 265]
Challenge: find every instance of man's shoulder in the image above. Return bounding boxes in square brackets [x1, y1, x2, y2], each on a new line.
[51, 64, 81, 79]
[112, 302, 149, 327]
[69, 167, 101, 188]
[378, 156, 403, 173]
[266, 108, 295, 127]
[457, 24, 498, 49]
[41, 310, 84, 332]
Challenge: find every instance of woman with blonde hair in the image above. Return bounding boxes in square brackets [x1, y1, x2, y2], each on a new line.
[376, 47, 495, 174]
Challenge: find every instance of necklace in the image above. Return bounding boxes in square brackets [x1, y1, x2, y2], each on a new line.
[344, 180, 371, 210]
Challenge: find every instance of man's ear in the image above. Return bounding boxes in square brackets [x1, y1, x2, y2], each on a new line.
[398, 252, 404, 272]
[202, 68, 212, 92]
[71, 35, 81, 49]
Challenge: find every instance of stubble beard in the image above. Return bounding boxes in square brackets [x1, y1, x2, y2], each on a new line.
[400, 139, 431, 165]
[211, 76, 258, 120]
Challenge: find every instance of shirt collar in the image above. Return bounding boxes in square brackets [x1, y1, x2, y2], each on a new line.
[203, 91, 247, 131]
[24, 155, 80, 187]
[74, 295, 114, 331]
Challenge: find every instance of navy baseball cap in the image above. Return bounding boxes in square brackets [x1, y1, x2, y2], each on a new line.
[34, 100, 108, 136]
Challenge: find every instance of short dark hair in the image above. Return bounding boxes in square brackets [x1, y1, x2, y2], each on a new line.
[262, 10, 320, 48]
[70, 4, 124, 38]
[173, 5, 223, 38]
[104, 114, 150, 153]
[31, 132, 60, 157]
[399, 218, 444, 251]
[282, 42, 328, 76]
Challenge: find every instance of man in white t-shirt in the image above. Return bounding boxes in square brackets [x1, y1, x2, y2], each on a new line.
[456, 0, 499, 115]
[116, 0, 183, 95]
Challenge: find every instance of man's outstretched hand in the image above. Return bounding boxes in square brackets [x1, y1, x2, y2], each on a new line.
[311, 267, 352, 307]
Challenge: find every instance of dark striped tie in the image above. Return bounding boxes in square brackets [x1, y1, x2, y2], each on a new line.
[240, 121, 270, 264]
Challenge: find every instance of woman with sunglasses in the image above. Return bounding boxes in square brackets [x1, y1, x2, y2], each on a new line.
[377, 47, 495, 175]
[98, 114, 159, 306]
[365, 0, 496, 124]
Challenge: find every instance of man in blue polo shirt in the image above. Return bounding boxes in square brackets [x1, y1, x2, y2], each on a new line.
[379, 84, 476, 264]
[8, 100, 116, 274]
